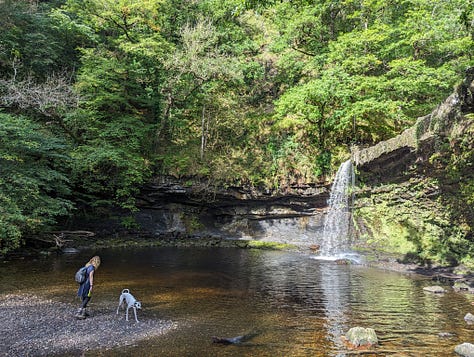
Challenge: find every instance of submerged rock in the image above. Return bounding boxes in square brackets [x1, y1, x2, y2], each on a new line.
[454, 342, 474, 357]
[212, 336, 245, 345]
[61, 247, 80, 254]
[211, 331, 259, 345]
[423, 285, 446, 293]
[309, 244, 320, 252]
[342, 327, 378, 349]
[335, 258, 351, 265]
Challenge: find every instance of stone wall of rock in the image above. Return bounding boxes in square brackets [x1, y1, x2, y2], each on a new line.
[63, 178, 331, 248]
[132, 179, 330, 247]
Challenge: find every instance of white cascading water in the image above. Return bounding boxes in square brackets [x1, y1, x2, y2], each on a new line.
[319, 159, 354, 258]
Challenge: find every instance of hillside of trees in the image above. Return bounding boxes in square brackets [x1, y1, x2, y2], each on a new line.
[1, 0, 473, 253]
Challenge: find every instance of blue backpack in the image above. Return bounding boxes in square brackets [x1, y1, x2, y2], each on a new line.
[75, 266, 88, 284]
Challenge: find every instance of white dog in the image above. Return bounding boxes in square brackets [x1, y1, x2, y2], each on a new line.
[116, 289, 142, 322]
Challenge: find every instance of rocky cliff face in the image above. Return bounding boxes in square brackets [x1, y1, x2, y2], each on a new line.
[64, 179, 331, 248]
[351, 68, 474, 265]
[131, 179, 329, 247]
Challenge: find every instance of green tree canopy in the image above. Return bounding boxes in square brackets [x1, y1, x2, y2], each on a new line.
[0, 114, 73, 253]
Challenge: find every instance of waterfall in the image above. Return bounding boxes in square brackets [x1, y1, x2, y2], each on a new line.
[319, 159, 354, 257]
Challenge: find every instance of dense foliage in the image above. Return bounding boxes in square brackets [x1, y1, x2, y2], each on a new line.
[0, 114, 72, 253]
[0, 0, 473, 253]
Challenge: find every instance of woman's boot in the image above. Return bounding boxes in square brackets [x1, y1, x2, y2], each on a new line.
[75, 308, 86, 319]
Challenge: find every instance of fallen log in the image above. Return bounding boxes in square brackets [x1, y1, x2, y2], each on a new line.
[30, 230, 95, 249]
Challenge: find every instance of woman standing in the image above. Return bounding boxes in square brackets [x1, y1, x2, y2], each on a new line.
[75, 255, 101, 319]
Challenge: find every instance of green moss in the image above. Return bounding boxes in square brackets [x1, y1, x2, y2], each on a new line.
[353, 177, 470, 265]
[458, 258, 474, 272]
[355, 205, 417, 255]
[180, 213, 204, 233]
[247, 240, 296, 250]
[120, 216, 140, 230]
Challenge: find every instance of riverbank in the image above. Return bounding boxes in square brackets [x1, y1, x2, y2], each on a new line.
[4, 233, 298, 260]
[0, 292, 177, 356]
[360, 250, 474, 281]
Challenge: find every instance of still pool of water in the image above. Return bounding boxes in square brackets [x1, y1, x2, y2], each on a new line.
[1, 246, 474, 356]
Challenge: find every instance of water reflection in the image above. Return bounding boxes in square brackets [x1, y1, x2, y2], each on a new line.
[320, 262, 350, 350]
[1, 247, 474, 356]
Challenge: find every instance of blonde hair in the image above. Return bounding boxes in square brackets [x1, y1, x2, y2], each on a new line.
[86, 256, 101, 270]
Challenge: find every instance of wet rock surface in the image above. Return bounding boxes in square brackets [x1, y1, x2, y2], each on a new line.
[455, 342, 474, 357]
[57, 177, 330, 248]
[423, 285, 447, 294]
[342, 326, 378, 349]
[0, 293, 177, 356]
[464, 313, 474, 324]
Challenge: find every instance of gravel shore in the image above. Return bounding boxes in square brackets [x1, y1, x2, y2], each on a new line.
[0, 293, 177, 356]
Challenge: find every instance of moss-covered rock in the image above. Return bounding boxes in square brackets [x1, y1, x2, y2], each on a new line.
[246, 240, 296, 250]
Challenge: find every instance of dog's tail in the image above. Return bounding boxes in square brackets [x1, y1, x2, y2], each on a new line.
[121, 289, 130, 294]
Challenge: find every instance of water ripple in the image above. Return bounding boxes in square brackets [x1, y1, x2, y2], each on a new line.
[1, 247, 472, 356]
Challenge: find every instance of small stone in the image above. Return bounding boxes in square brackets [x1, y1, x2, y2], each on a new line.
[423, 285, 446, 293]
[454, 342, 474, 357]
[438, 332, 455, 338]
[464, 313, 474, 324]
[309, 244, 320, 252]
[453, 265, 472, 276]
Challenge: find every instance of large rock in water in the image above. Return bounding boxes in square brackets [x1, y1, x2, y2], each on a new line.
[343, 327, 378, 348]
[455, 342, 474, 357]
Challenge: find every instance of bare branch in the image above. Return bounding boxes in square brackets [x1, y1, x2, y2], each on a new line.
[0, 73, 80, 118]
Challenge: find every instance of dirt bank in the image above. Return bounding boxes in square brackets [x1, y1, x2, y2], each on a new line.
[0, 293, 177, 356]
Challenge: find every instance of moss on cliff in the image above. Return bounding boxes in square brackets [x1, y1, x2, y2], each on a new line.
[354, 178, 471, 265]
[353, 70, 474, 267]
[354, 130, 473, 266]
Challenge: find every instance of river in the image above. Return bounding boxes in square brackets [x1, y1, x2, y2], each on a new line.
[1, 246, 473, 356]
